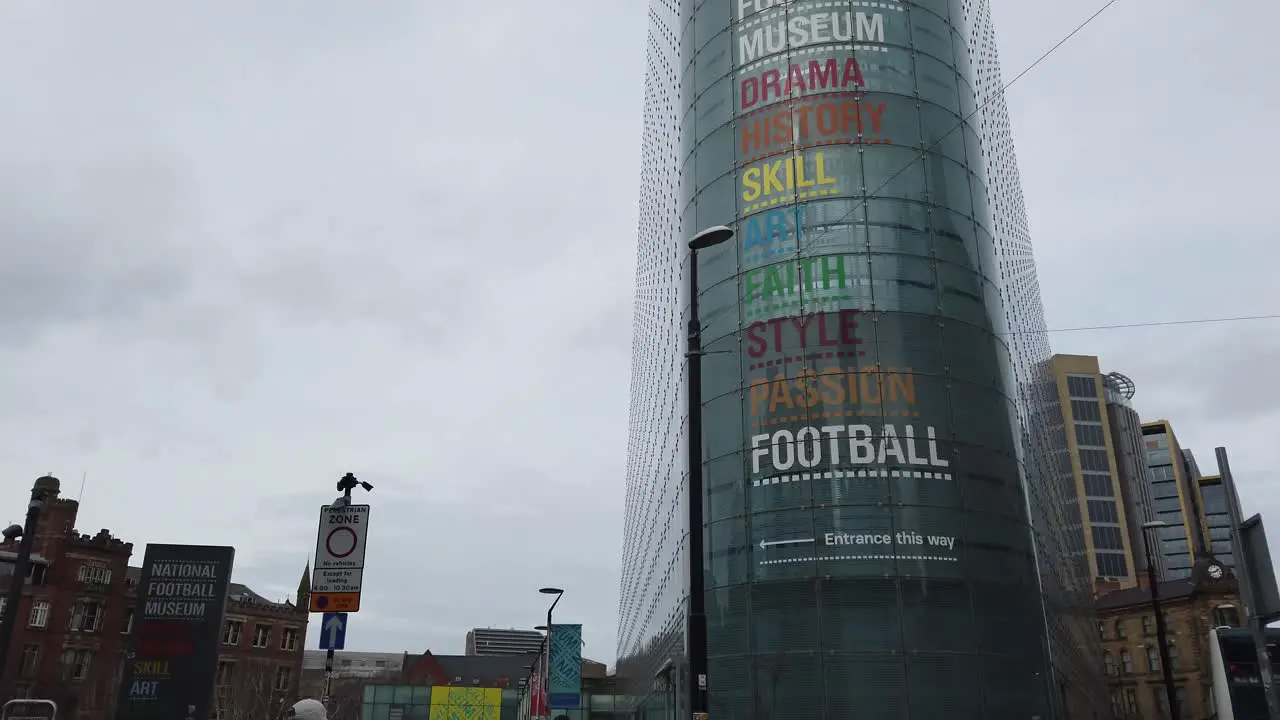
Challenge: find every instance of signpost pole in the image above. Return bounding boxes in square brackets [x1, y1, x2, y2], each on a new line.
[322, 483, 351, 710]
[312, 474, 371, 714]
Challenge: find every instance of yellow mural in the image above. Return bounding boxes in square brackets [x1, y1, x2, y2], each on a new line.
[428, 686, 502, 720]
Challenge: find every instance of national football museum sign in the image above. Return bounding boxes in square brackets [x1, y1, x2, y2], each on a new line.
[683, 0, 1051, 714]
[115, 544, 235, 720]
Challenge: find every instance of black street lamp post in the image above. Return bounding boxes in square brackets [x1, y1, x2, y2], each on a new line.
[538, 587, 563, 718]
[686, 225, 734, 720]
[1142, 520, 1180, 720]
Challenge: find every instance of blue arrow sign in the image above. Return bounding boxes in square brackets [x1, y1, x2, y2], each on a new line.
[319, 612, 347, 650]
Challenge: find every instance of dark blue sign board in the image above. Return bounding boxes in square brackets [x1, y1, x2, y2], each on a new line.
[114, 544, 235, 720]
[548, 693, 581, 708]
[319, 612, 348, 650]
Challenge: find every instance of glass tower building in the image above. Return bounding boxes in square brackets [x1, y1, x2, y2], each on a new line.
[619, 0, 1110, 717]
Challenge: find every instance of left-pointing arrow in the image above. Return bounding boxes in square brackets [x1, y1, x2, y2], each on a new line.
[758, 538, 815, 550]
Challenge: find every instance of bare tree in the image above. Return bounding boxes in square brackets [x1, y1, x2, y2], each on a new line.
[324, 678, 367, 720]
[214, 660, 291, 720]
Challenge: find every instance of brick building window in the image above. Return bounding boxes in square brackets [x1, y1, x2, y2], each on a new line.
[1142, 615, 1155, 635]
[1146, 645, 1160, 673]
[69, 600, 104, 632]
[29, 600, 49, 628]
[76, 564, 112, 585]
[252, 625, 271, 648]
[60, 649, 94, 681]
[216, 661, 235, 686]
[274, 666, 291, 692]
[1214, 604, 1241, 627]
[1103, 651, 1116, 676]
[280, 627, 299, 651]
[1168, 641, 1182, 672]
[121, 608, 133, 635]
[1115, 619, 1127, 639]
[1123, 688, 1137, 714]
[20, 645, 40, 677]
[1121, 649, 1133, 674]
[223, 620, 243, 645]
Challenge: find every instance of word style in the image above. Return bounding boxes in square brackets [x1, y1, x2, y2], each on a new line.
[741, 58, 865, 111]
[745, 309, 862, 357]
[739, 12, 886, 64]
[741, 99, 887, 157]
[748, 366, 917, 417]
[742, 153, 837, 206]
[750, 423, 949, 474]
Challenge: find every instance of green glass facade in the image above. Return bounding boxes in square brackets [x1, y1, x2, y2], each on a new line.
[690, 0, 1048, 716]
[622, 0, 1113, 718]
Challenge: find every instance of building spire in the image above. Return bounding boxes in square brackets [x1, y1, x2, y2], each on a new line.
[297, 561, 311, 608]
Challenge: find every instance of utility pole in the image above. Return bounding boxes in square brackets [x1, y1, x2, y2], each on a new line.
[1142, 522, 1180, 720]
[0, 477, 55, 693]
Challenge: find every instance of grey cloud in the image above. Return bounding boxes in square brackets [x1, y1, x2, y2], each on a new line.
[0, 150, 196, 341]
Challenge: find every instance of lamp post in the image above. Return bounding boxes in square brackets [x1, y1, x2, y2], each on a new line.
[0, 476, 56, 691]
[686, 225, 734, 720]
[1141, 520, 1180, 720]
[538, 588, 563, 718]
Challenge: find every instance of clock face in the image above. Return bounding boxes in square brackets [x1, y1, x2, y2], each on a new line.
[1208, 564, 1224, 579]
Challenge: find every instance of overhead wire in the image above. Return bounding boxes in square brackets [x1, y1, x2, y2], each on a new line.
[791, 0, 1126, 255]
[1011, 313, 1280, 338]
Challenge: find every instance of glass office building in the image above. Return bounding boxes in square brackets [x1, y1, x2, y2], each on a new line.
[620, 0, 1110, 717]
[1141, 421, 1209, 579]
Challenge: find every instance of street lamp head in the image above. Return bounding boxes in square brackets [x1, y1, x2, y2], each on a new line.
[688, 225, 734, 251]
[539, 587, 564, 595]
[1, 524, 22, 541]
[534, 625, 549, 631]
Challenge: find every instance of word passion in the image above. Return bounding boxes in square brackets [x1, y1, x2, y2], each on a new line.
[749, 366, 917, 417]
[738, 12, 886, 64]
[741, 99, 887, 156]
[750, 423, 949, 474]
[740, 58, 865, 111]
[742, 153, 837, 204]
[745, 309, 861, 357]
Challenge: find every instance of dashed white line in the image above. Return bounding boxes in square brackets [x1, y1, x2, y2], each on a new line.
[761, 554, 959, 565]
[751, 467, 953, 488]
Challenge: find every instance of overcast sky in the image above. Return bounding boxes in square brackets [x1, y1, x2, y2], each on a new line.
[0, 0, 1275, 662]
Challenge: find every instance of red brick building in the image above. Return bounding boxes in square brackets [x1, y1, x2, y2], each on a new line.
[0, 476, 309, 719]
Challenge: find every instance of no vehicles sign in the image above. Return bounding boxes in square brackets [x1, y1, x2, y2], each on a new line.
[310, 504, 370, 613]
